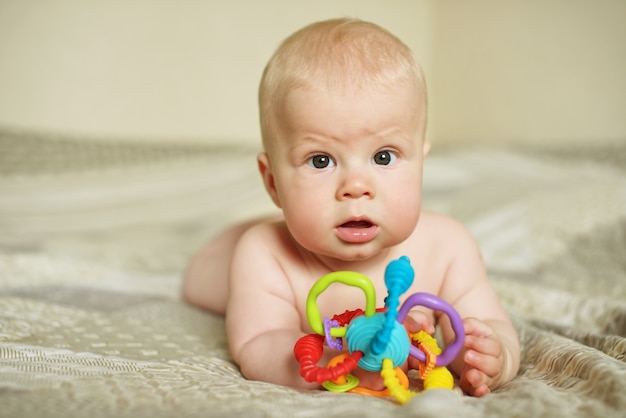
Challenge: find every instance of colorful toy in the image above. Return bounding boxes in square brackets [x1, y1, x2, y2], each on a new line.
[293, 256, 464, 404]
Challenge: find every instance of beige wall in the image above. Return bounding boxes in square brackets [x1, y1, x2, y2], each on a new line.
[429, 0, 626, 145]
[0, 1, 624, 146]
[0, 0, 432, 144]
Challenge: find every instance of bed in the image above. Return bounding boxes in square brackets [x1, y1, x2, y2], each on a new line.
[1, 129, 624, 417]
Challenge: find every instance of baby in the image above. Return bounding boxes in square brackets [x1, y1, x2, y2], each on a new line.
[183, 18, 520, 397]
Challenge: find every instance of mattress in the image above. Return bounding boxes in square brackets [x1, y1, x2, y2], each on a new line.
[1, 129, 624, 417]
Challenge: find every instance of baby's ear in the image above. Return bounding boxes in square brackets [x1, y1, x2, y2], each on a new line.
[422, 141, 432, 158]
[257, 152, 282, 208]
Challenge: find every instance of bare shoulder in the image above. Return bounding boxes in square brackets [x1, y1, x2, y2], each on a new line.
[234, 218, 294, 257]
[418, 210, 468, 230]
[230, 219, 300, 286]
[415, 211, 479, 251]
[418, 211, 489, 303]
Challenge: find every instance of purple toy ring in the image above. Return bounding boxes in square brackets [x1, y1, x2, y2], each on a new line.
[396, 292, 464, 367]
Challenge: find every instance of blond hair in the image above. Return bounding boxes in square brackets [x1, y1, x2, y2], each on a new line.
[259, 18, 426, 148]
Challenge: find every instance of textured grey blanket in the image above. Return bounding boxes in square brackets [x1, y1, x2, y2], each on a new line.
[1, 131, 624, 417]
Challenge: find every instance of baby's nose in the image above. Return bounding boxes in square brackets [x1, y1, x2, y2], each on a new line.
[337, 170, 375, 200]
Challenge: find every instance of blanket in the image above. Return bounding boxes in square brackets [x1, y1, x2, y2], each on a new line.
[1, 129, 624, 417]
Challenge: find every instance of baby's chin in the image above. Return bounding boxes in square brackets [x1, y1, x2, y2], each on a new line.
[310, 244, 394, 265]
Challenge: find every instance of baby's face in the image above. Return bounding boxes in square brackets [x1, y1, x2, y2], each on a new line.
[265, 81, 428, 262]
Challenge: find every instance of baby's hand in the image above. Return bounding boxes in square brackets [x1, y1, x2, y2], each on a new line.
[404, 310, 435, 335]
[404, 310, 436, 372]
[459, 317, 504, 397]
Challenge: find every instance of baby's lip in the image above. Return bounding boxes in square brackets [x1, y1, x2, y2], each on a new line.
[336, 218, 379, 243]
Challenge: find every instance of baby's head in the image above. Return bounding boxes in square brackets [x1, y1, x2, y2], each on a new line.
[256, 19, 430, 262]
[259, 18, 427, 152]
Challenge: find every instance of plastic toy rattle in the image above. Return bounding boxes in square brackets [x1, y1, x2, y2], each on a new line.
[293, 256, 464, 404]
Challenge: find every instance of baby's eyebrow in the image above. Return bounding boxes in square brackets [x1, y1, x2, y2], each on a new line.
[288, 127, 414, 155]
[286, 137, 323, 160]
[374, 129, 413, 144]
[290, 134, 335, 151]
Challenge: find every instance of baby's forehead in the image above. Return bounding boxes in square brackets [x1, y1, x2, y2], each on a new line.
[281, 79, 426, 119]
[319, 77, 424, 100]
[272, 84, 425, 144]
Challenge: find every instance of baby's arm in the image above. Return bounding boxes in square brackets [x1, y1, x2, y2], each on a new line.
[436, 219, 520, 397]
[225, 223, 318, 389]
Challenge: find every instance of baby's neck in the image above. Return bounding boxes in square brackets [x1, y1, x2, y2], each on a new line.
[297, 245, 395, 277]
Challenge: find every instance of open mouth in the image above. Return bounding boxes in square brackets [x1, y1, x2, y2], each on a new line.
[340, 220, 374, 229]
[336, 219, 379, 243]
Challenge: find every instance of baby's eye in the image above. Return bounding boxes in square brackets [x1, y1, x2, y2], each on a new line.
[308, 154, 335, 169]
[373, 150, 396, 166]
